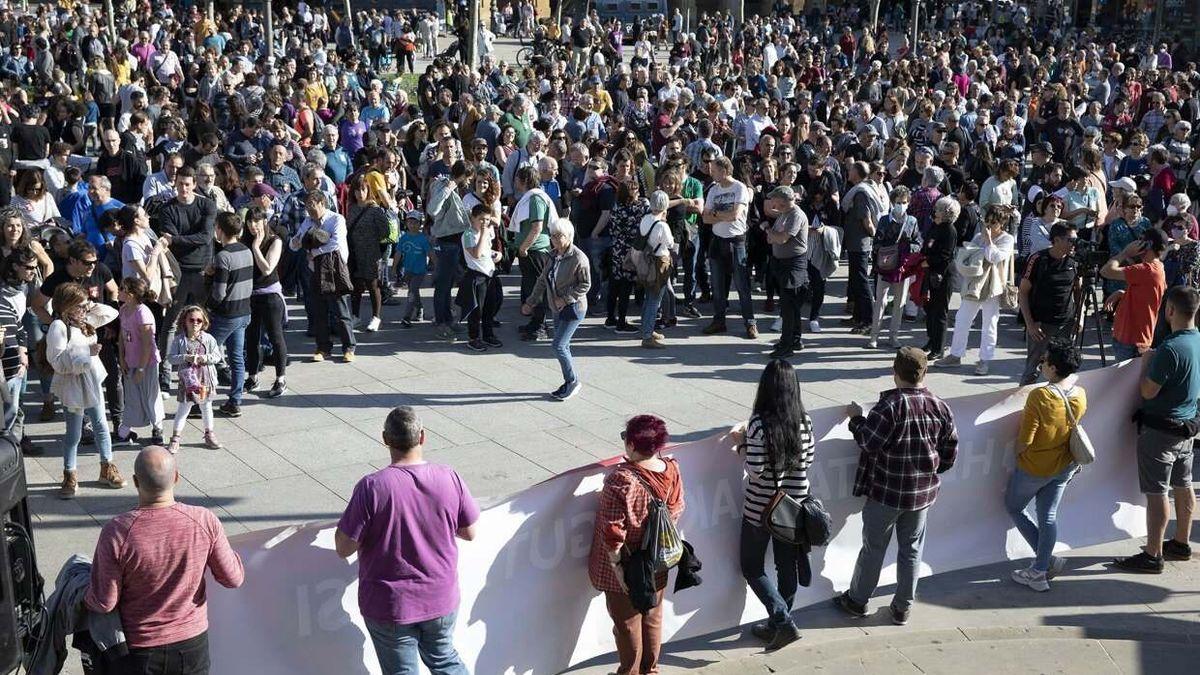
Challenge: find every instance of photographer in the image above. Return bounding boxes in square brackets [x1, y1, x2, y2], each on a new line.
[1101, 228, 1169, 362]
[1019, 223, 1080, 385]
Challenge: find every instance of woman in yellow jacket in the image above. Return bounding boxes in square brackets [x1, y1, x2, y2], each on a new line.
[1005, 338, 1086, 593]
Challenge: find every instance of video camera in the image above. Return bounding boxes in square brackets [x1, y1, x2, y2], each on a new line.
[1070, 237, 1108, 275]
[1, 433, 43, 674]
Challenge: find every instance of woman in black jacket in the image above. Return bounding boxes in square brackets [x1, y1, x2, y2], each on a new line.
[921, 196, 961, 360]
[345, 173, 392, 333]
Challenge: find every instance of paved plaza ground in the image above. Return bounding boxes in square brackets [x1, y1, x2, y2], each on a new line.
[17, 37, 1199, 675]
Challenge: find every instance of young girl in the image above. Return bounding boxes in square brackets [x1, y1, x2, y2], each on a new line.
[117, 277, 164, 444]
[46, 282, 124, 499]
[166, 305, 224, 453]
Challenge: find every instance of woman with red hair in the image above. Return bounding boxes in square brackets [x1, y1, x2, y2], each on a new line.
[588, 414, 685, 675]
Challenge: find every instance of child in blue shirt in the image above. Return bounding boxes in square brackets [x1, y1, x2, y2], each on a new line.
[397, 210, 433, 327]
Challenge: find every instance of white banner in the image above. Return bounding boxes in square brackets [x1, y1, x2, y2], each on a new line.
[208, 362, 1149, 674]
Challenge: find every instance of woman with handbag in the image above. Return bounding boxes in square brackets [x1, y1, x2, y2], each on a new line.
[587, 415, 684, 675]
[937, 205, 1015, 375]
[866, 186, 921, 349]
[1005, 339, 1086, 592]
[289, 190, 357, 363]
[730, 359, 815, 651]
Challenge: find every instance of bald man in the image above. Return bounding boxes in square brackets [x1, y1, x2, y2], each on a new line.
[86, 447, 244, 674]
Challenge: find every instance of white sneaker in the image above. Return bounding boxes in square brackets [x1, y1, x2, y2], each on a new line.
[974, 360, 989, 376]
[1011, 567, 1050, 592]
[366, 317, 382, 332]
[771, 317, 783, 332]
[809, 320, 822, 333]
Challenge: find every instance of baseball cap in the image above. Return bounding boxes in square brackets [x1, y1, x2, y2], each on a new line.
[1108, 176, 1137, 192]
[406, 209, 424, 220]
[1031, 141, 1053, 155]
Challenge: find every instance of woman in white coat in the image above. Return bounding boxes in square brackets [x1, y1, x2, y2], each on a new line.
[45, 282, 125, 498]
[938, 205, 1016, 376]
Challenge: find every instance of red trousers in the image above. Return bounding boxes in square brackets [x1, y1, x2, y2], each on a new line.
[605, 589, 665, 675]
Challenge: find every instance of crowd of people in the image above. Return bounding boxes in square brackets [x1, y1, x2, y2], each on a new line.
[3, 0, 1200, 672]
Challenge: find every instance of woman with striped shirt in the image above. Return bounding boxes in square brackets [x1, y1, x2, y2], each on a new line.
[732, 359, 816, 651]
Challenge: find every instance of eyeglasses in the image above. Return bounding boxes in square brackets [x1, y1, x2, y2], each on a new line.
[77, 258, 98, 267]
[19, 264, 37, 271]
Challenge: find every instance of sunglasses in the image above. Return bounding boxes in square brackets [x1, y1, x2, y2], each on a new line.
[77, 258, 98, 266]
[187, 318, 205, 324]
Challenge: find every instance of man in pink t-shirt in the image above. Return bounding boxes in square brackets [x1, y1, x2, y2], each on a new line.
[336, 406, 479, 675]
[85, 446, 244, 673]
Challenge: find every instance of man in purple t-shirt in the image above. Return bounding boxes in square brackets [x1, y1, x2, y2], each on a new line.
[336, 406, 480, 673]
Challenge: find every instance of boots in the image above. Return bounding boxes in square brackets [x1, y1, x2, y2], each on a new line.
[98, 462, 126, 489]
[59, 470, 77, 499]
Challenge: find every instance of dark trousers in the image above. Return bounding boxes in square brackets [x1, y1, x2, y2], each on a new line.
[310, 291, 356, 354]
[433, 236, 463, 325]
[464, 270, 501, 341]
[772, 256, 808, 347]
[924, 277, 952, 353]
[682, 235, 700, 302]
[114, 631, 209, 675]
[807, 262, 827, 321]
[607, 278, 634, 324]
[740, 519, 800, 629]
[847, 251, 874, 325]
[709, 236, 755, 327]
[695, 225, 713, 295]
[519, 249, 550, 331]
[99, 330, 122, 427]
[247, 293, 288, 378]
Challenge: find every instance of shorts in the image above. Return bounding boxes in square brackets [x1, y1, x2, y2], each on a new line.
[1136, 427, 1194, 495]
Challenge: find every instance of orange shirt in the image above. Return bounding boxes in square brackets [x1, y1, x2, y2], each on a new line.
[1114, 259, 1166, 349]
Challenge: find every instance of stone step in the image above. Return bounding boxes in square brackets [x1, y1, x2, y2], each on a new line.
[687, 627, 1200, 674]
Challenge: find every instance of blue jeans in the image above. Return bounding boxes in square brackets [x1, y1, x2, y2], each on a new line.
[63, 404, 112, 471]
[208, 313, 251, 406]
[740, 519, 799, 629]
[847, 500, 929, 612]
[1004, 464, 1077, 572]
[709, 236, 755, 327]
[365, 612, 467, 675]
[1112, 339, 1140, 362]
[640, 284, 665, 339]
[433, 238, 463, 325]
[584, 236, 612, 309]
[552, 303, 584, 386]
[4, 374, 24, 436]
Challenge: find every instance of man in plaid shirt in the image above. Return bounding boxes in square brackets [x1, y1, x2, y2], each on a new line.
[835, 346, 958, 626]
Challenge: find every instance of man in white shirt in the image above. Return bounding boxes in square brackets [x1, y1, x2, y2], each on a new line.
[738, 98, 773, 153]
[702, 157, 757, 339]
[289, 190, 356, 362]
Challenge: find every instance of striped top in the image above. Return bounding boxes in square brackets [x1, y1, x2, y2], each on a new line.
[742, 413, 816, 525]
[208, 242, 254, 318]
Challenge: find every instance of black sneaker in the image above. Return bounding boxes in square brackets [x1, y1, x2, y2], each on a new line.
[1163, 539, 1193, 561]
[399, 319, 414, 329]
[604, 318, 618, 330]
[768, 346, 795, 359]
[266, 378, 286, 398]
[20, 435, 41, 456]
[833, 592, 867, 618]
[114, 430, 139, 446]
[890, 604, 910, 626]
[613, 323, 639, 334]
[150, 429, 164, 446]
[244, 376, 259, 393]
[749, 622, 775, 642]
[681, 304, 702, 318]
[218, 402, 243, 418]
[466, 339, 487, 352]
[482, 336, 504, 348]
[1113, 551, 1164, 574]
[765, 624, 801, 652]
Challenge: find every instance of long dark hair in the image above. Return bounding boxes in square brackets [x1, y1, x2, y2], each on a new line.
[751, 360, 808, 471]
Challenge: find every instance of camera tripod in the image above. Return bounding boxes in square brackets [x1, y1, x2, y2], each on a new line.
[1071, 270, 1108, 367]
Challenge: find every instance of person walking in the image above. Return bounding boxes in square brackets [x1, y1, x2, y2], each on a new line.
[938, 205, 1016, 375]
[523, 218, 591, 400]
[731, 360, 815, 650]
[1114, 286, 1199, 573]
[86, 445, 244, 674]
[1006, 339, 1086, 591]
[336, 406, 479, 675]
[835, 347, 958, 625]
[588, 414, 684, 675]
